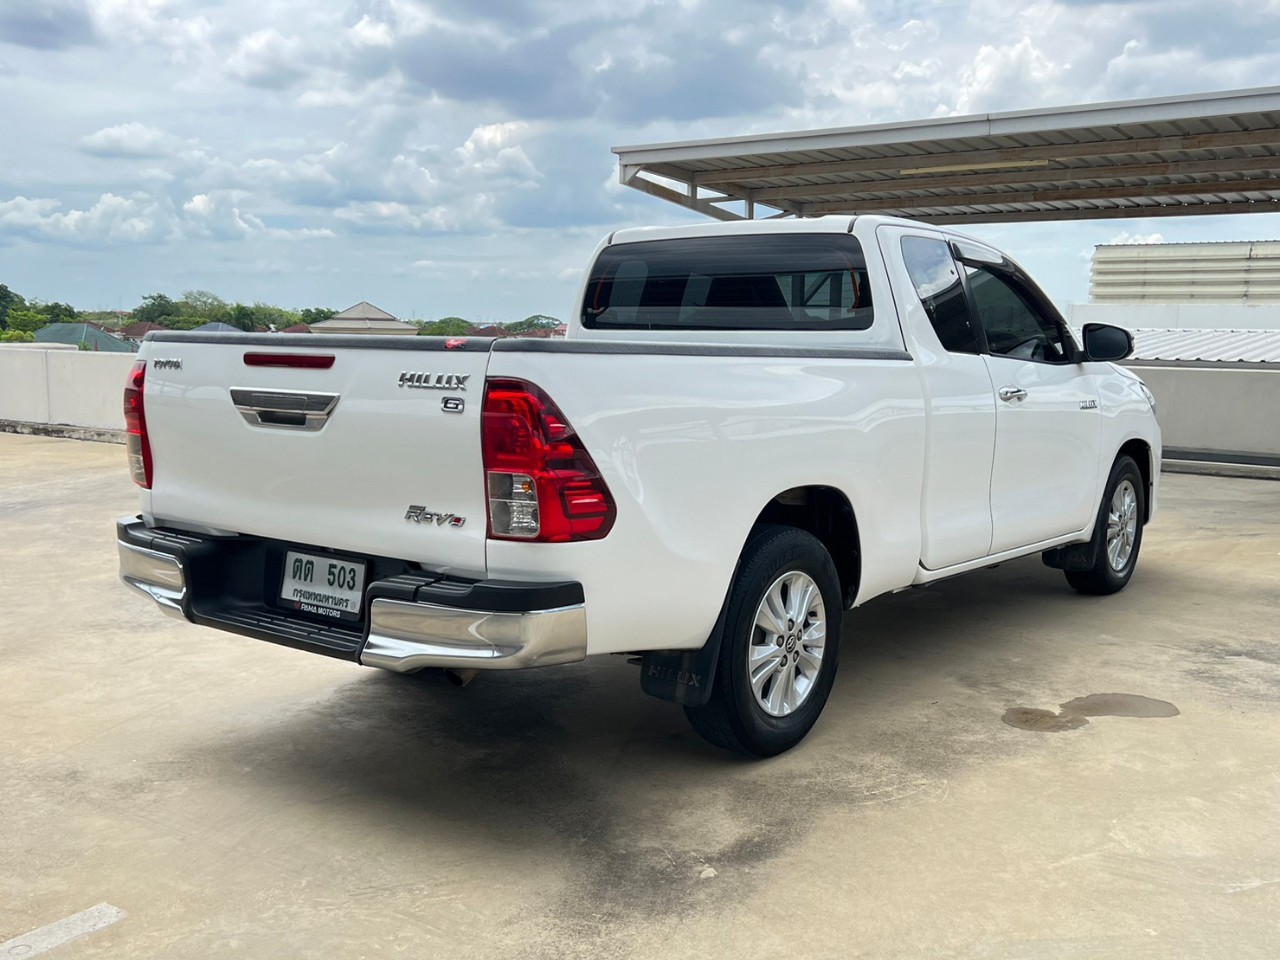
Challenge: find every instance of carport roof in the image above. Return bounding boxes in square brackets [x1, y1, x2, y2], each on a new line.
[613, 87, 1280, 226]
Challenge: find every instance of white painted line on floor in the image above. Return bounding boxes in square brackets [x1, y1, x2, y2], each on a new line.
[0, 903, 125, 957]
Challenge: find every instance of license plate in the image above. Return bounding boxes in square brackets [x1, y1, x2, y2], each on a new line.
[280, 550, 366, 621]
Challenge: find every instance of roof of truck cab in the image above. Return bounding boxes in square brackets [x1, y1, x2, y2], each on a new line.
[613, 86, 1280, 225]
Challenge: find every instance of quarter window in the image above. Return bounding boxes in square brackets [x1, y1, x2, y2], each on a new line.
[900, 236, 980, 354]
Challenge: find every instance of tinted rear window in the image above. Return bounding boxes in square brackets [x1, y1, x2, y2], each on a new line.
[582, 234, 875, 332]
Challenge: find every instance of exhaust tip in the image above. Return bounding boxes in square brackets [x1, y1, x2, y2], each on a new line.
[444, 668, 479, 688]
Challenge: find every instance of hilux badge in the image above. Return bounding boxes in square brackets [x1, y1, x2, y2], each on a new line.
[399, 372, 469, 390]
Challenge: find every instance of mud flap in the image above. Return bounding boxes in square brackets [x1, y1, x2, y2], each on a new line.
[639, 583, 734, 707]
[1042, 539, 1099, 572]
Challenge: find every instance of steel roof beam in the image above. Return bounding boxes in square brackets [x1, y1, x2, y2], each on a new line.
[689, 129, 1280, 186]
[621, 174, 747, 222]
[746, 155, 1280, 201]
[901, 200, 1280, 225]
[798, 177, 1280, 214]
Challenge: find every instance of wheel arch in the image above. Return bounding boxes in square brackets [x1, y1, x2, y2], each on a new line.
[639, 484, 862, 708]
[753, 485, 862, 609]
[1117, 438, 1154, 522]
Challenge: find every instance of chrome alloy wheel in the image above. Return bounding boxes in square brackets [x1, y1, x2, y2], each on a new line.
[747, 570, 827, 717]
[1106, 478, 1139, 572]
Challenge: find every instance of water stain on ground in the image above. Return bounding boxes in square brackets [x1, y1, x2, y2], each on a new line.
[1001, 707, 1088, 732]
[1003, 693, 1180, 732]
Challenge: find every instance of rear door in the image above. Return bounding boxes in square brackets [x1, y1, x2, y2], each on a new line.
[142, 335, 492, 578]
[879, 225, 996, 569]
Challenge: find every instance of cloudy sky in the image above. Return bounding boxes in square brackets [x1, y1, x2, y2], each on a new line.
[2, 0, 1279, 321]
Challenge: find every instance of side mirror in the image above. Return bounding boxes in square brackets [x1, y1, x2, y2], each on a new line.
[1081, 323, 1133, 362]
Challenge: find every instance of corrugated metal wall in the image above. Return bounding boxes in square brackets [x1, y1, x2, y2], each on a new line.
[1090, 241, 1280, 303]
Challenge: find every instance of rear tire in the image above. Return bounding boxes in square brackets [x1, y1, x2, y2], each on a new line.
[1065, 455, 1145, 596]
[685, 525, 843, 756]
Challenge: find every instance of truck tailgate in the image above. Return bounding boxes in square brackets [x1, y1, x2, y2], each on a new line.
[141, 335, 492, 577]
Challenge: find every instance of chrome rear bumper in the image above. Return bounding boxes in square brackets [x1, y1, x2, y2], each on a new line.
[362, 599, 587, 672]
[118, 539, 188, 621]
[116, 516, 588, 671]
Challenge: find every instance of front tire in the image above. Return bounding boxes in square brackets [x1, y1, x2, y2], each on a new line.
[685, 525, 843, 756]
[1065, 455, 1145, 595]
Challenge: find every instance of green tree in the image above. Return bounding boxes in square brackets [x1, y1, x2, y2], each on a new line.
[33, 301, 79, 323]
[0, 330, 35, 343]
[506, 314, 561, 333]
[418, 317, 472, 336]
[7, 309, 47, 334]
[299, 307, 336, 324]
[179, 290, 231, 324]
[134, 293, 181, 325]
[227, 303, 256, 331]
[247, 301, 300, 330]
[0, 283, 26, 329]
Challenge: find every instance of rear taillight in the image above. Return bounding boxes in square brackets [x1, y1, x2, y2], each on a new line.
[123, 359, 152, 488]
[482, 379, 616, 542]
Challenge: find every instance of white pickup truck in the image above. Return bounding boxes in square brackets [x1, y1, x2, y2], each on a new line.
[117, 215, 1160, 755]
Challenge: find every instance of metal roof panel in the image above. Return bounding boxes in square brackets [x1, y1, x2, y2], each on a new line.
[1131, 328, 1280, 363]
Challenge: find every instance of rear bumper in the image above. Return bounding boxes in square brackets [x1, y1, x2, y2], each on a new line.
[116, 517, 588, 671]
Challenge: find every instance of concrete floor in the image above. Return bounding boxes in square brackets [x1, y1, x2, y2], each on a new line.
[2, 432, 1278, 959]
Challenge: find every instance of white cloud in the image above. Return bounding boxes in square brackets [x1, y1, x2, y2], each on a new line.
[950, 37, 1066, 116]
[80, 122, 186, 158]
[334, 200, 461, 232]
[1104, 231, 1166, 246]
[226, 28, 309, 89]
[180, 191, 335, 240]
[0, 193, 169, 242]
[454, 122, 540, 181]
[91, 0, 214, 64]
[348, 15, 394, 48]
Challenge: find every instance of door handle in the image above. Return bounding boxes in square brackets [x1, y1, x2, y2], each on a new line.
[998, 385, 1028, 403]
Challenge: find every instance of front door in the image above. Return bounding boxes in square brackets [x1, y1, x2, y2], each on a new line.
[960, 261, 1101, 552]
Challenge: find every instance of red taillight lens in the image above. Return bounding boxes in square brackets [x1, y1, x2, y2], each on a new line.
[123, 359, 152, 488]
[481, 379, 616, 542]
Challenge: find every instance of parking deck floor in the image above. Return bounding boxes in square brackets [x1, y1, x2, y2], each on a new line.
[2, 432, 1278, 959]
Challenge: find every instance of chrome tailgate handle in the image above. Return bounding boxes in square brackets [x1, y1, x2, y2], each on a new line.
[231, 388, 339, 431]
[998, 385, 1028, 403]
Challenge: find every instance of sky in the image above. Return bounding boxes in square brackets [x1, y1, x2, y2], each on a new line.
[2, 0, 1279, 322]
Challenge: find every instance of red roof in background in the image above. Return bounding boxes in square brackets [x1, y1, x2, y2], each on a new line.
[121, 321, 168, 338]
[280, 323, 311, 334]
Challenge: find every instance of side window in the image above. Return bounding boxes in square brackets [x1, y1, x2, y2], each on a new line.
[900, 236, 979, 354]
[964, 266, 1067, 363]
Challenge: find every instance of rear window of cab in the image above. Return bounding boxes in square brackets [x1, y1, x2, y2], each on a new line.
[582, 234, 876, 333]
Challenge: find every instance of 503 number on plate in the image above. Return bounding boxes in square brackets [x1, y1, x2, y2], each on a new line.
[280, 549, 367, 621]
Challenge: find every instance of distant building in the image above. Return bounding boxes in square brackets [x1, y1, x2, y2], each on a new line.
[34, 323, 136, 353]
[120, 321, 167, 343]
[1091, 241, 1280, 303]
[309, 301, 417, 336]
[279, 323, 311, 334]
